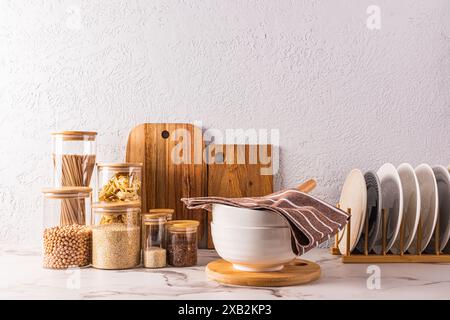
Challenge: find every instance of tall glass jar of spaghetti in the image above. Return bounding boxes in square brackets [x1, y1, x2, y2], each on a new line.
[51, 131, 97, 187]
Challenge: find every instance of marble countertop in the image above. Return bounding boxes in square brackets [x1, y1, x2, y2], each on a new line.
[1, 244, 450, 300]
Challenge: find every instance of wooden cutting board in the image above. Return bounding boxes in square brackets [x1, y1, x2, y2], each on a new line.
[126, 124, 274, 249]
[206, 259, 321, 287]
[126, 123, 208, 246]
[206, 144, 274, 248]
[206, 144, 273, 197]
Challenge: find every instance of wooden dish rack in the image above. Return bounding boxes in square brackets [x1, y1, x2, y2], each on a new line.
[331, 206, 450, 263]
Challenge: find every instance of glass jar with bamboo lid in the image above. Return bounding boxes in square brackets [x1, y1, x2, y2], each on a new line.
[166, 220, 199, 267]
[97, 163, 142, 203]
[91, 201, 141, 270]
[142, 212, 167, 268]
[51, 131, 97, 188]
[148, 208, 174, 221]
[42, 187, 93, 269]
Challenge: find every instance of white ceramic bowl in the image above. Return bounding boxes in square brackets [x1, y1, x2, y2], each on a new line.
[210, 222, 295, 272]
[212, 204, 289, 228]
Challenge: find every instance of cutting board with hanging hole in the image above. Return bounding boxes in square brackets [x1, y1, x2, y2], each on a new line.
[126, 123, 208, 246]
[126, 123, 274, 248]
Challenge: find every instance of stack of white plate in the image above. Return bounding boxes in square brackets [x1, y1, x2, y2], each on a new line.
[339, 164, 450, 254]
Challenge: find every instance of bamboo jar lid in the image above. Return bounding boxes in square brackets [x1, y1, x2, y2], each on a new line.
[93, 201, 141, 209]
[166, 220, 199, 232]
[148, 209, 174, 214]
[142, 213, 168, 225]
[97, 163, 143, 169]
[92, 201, 141, 213]
[51, 131, 97, 141]
[143, 212, 169, 219]
[143, 209, 174, 221]
[42, 187, 92, 199]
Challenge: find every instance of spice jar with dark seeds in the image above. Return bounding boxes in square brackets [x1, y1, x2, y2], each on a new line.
[166, 220, 199, 267]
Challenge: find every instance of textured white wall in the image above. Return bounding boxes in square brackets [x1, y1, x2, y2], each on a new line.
[0, 1, 449, 244]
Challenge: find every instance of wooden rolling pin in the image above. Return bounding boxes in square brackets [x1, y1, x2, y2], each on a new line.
[295, 179, 317, 193]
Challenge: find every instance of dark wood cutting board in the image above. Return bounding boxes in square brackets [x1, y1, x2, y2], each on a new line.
[126, 123, 208, 246]
[126, 124, 274, 248]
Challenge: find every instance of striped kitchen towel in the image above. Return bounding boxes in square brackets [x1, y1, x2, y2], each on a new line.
[181, 189, 349, 255]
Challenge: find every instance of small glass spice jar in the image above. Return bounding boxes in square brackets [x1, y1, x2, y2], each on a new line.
[42, 187, 93, 269]
[96, 163, 142, 202]
[148, 208, 174, 221]
[91, 201, 141, 270]
[51, 131, 97, 187]
[166, 220, 199, 267]
[142, 213, 167, 268]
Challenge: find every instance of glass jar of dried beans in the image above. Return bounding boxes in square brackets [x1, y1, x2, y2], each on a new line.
[42, 187, 92, 269]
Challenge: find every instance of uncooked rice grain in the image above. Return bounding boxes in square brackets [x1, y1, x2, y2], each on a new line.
[92, 223, 140, 269]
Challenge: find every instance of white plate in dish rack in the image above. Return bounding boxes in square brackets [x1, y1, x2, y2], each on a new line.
[409, 164, 438, 253]
[391, 163, 420, 254]
[374, 163, 403, 254]
[424, 166, 450, 252]
[338, 169, 367, 254]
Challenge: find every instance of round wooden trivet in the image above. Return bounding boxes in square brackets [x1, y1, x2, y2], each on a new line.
[206, 259, 321, 287]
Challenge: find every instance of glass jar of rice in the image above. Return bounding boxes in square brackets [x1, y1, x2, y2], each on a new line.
[142, 213, 167, 268]
[92, 201, 141, 269]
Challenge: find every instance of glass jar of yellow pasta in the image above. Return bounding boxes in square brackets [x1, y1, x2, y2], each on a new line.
[96, 163, 142, 203]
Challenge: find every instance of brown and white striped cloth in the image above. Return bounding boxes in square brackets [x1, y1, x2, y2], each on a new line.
[181, 189, 349, 256]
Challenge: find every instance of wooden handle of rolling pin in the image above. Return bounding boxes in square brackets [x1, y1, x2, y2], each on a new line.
[295, 179, 317, 193]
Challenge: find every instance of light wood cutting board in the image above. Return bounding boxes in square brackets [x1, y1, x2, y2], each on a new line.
[206, 144, 274, 248]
